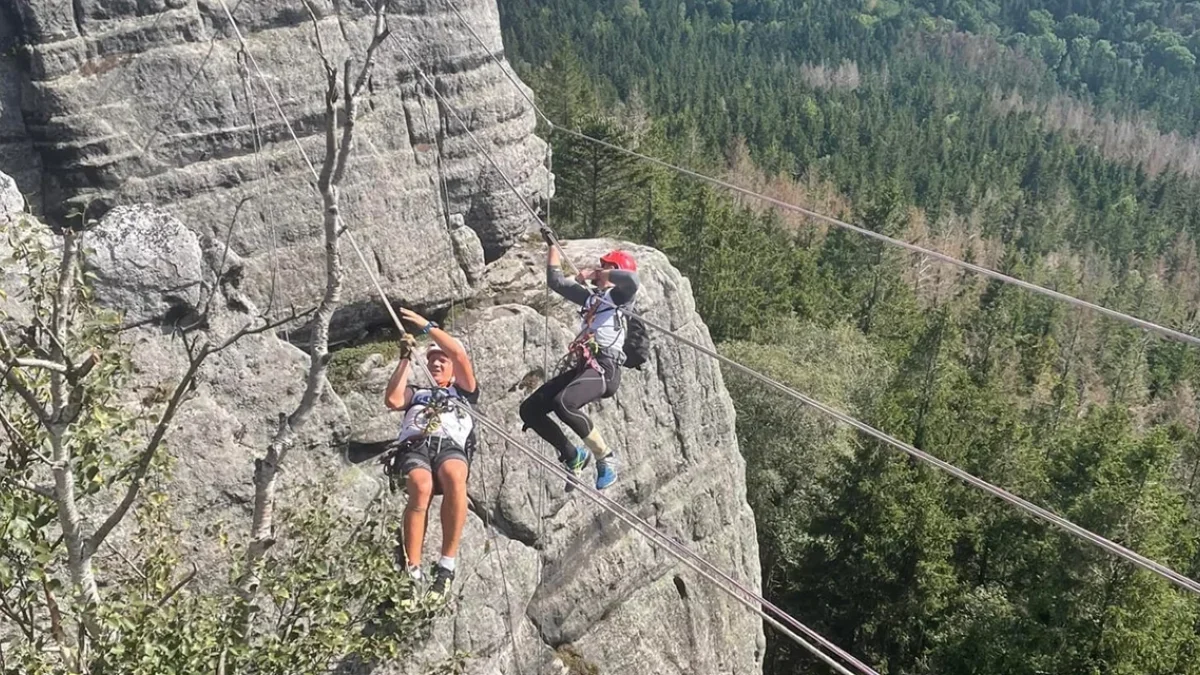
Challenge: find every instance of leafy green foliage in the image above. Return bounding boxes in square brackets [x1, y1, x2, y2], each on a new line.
[1, 222, 432, 674]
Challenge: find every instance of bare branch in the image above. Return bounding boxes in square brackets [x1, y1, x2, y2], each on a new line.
[301, 0, 333, 73]
[1, 362, 52, 428]
[10, 479, 55, 499]
[86, 306, 308, 557]
[318, 57, 339, 191]
[13, 357, 68, 373]
[70, 351, 99, 381]
[87, 345, 210, 555]
[101, 540, 148, 581]
[212, 307, 316, 354]
[332, 0, 389, 186]
[157, 561, 199, 607]
[0, 408, 54, 468]
[201, 195, 255, 320]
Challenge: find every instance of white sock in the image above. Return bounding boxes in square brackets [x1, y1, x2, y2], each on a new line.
[406, 565, 423, 581]
[438, 556, 456, 572]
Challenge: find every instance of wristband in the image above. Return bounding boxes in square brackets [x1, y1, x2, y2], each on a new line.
[416, 321, 437, 335]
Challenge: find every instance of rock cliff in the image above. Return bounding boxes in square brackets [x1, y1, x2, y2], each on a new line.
[1, 0, 550, 328]
[0, 0, 768, 670]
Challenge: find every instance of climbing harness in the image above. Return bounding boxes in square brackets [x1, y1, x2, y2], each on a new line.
[408, 387, 468, 437]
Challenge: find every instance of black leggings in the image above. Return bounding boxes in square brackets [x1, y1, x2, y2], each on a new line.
[519, 358, 620, 462]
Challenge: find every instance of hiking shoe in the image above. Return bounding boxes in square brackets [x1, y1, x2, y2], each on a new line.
[426, 564, 455, 605]
[563, 446, 591, 492]
[595, 454, 618, 490]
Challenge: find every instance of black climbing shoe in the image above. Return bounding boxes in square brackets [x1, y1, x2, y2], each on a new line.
[426, 564, 455, 606]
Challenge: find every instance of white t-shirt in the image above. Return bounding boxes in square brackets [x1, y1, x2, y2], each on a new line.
[397, 383, 479, 450]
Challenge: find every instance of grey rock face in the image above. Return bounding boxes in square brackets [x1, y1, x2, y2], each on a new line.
[3, 0, 549, 330]
[3, 203, 764, 673]
[0, 171, 22, 220]
[347, 239, 766, 675]
[86, 204, 205, 325]
[0, 16, 40, 207]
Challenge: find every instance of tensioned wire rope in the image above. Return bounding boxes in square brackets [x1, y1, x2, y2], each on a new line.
[381, 31, 887, 675]
[212, 2, 875, 673]
[445, 0, 1200, 351]
[401, 13, 1200, 598]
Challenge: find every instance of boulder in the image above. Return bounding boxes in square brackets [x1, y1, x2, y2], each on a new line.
[85, 205, 205, 325]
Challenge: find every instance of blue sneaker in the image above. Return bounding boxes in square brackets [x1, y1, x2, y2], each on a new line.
[595, 454, 618, 490]
[563, 446, 591, 492]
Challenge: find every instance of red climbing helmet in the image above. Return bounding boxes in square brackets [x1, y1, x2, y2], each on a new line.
[599, 249, 637, 272]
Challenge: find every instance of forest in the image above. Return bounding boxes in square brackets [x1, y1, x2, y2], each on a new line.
[497, 0, 1200, 672]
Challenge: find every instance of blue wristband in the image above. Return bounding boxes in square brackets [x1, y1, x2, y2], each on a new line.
[416, 321, 436, 335]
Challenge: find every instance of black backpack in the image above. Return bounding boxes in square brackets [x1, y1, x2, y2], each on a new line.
[621, 308, 651, 369]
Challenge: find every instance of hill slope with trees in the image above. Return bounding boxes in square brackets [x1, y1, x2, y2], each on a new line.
[498, 0, 1200, 672]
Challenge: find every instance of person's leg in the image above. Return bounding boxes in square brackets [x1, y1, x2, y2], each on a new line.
[425, 453, 469, 602]
[585, 361, 622, 489]
[402, 466, 434, 574]
[552, 366, 609, 449]
[434, 458, 469, 563]
[520, 368, 583, 462]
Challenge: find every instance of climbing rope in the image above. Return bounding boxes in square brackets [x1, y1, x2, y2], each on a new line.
[535, 142, 553, 602]
[445, 0, 1200, 351]
[387, 27, 1200, 598]
[214, 4, 875, 671]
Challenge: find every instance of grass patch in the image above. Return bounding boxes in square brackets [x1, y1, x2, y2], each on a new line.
[556, 646, 600, 675]
[327, 339, 400, 394]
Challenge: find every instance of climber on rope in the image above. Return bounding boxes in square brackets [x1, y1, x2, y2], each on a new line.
[382, 307, 478, 605]
[519, 227, 641, 491]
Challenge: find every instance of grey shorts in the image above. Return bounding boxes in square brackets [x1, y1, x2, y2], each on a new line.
[395, 437, 471, 477]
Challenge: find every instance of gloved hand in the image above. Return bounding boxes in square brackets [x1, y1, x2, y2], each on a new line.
[397, 333, 418, 361]
[539, 225, 555, 246]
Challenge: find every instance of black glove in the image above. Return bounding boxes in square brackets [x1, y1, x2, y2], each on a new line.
[539, 226, 555, 246]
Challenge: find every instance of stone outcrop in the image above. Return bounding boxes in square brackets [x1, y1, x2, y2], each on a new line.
[344, 239, 766, 674]
[85, 205, 205, 325]
[1, 0, 551, 332]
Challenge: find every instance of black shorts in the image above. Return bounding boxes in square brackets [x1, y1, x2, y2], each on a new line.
[394, 436, 471, 477]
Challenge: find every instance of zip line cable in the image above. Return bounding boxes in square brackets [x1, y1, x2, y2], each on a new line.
[400, 15, 1200, 598]
[445, 0, 1200, 350]
[384, 33, 887, 674]
[212, 3, 874, 673]
[385, 32, 879, 675]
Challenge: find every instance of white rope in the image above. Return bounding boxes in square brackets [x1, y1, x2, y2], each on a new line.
[445, 0, 1200, 351]
[393, 20, 1200, 598]
[215, 0, 405, 335]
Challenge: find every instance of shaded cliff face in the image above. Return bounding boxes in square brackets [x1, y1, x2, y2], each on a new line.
[1, 0, 549, 324]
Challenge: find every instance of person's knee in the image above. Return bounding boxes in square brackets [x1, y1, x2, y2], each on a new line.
[406, 470, 434, 509]
[436, 460, 469, 494]
[519, 395, 541, 425]
[551, 391, 574, 417]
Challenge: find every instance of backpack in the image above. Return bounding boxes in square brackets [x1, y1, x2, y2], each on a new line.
[621, 308, 651, 369]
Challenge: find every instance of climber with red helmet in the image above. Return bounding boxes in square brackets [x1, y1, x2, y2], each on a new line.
[519, 230, 641, 491]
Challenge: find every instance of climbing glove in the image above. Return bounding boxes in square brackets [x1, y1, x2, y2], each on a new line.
[397, 333, 418, 361]
[539, 226, 556, 246]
